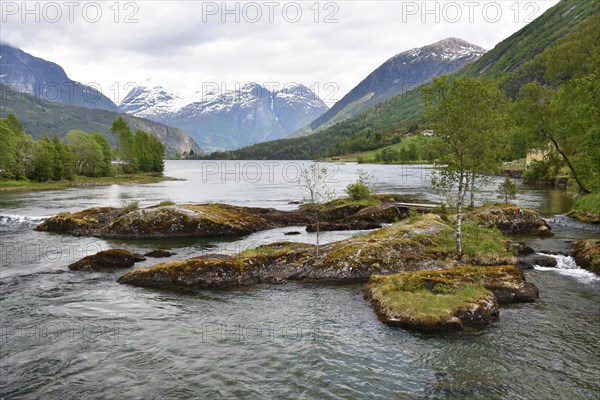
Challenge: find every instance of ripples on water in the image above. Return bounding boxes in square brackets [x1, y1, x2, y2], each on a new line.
[1, 161, 599, 399]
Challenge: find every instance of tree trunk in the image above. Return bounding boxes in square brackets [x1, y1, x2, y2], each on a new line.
[456, 172, 464, 262]
[469, 171, 476, 211]
[545, 132, 591, 194]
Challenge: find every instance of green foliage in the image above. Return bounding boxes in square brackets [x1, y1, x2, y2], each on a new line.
[346, 182, 370, 201]
[423, 76, 509, 260]
[522, 159, 556, 181]
[0, 114, 165, 183]
[31, 135, 59, 182]
[90, 132, 113, 176]
[67, 130, 105, 177]
[497, 177, 517, 204]
[159, 200, 176, 206]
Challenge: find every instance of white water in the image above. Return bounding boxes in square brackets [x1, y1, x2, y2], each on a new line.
[0, 214, 50, 226]
[534, 254, 600, 285]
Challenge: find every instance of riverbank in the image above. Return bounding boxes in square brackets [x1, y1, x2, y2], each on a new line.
[568, 193, 600, 224]
[0, 173, 179, 192]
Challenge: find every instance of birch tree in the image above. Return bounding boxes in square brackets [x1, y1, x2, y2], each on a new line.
[423, 76, 508, 261]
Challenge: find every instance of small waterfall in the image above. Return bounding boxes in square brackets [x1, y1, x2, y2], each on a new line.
[533, 253, 599, 285]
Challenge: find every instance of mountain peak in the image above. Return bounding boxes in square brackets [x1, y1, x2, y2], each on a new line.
[306, 38, 486, 132]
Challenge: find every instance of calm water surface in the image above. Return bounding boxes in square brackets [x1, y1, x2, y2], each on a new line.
[1, 161, 599, 399]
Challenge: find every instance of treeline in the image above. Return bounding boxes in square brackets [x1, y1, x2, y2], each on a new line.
[0, 114, 164, 182]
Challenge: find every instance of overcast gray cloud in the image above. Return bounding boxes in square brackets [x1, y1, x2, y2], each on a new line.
[1, 0, 559, 104]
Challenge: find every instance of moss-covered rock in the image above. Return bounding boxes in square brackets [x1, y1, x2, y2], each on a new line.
[364, 265, 538, 332]
[34, 197, 426, 239]
[34, 207, 123, 236]
[118, 242, 316, 287]
[468, 204, 552, 236]
[567, 210, 600, 224]
[117, 214, 521, 289]
[103, 204, 283, 238]
[567, 193, 600, 224]
[68, 249, 145, 271]
[571, 240, 600, 275]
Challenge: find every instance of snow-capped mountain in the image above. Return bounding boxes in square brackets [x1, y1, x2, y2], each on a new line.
[119, 86, 192, 117]
[301, 37, 486, 134]
[119, 83, 329, 150]
[0, 44, 119, 112]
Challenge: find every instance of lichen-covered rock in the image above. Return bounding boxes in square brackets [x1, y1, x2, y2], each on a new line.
[68, 249, 145, 271]
[364, 265, 538, 332]
[468, 204, 552, 236]
[571, 240, 600, 275]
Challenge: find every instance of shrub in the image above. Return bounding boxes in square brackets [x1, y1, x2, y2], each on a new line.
[122, 200, 140, 213]
[159, 200, 175, 206]
[346, 169, 378, 200]
[346, 182, 371, 200]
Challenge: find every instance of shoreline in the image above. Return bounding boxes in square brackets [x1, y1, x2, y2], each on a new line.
[0, 174, 182, 192]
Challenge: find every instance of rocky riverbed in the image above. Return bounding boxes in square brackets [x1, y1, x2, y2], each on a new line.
[44, 201, 555, 333]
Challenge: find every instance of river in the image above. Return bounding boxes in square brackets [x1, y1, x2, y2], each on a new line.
[1, 161, 599, 399]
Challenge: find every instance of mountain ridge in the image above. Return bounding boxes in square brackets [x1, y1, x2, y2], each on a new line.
[120, 82, 329, 150]
[0, 44, 120, 112]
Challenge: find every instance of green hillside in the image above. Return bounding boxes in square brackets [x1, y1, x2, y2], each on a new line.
[211, 0, 597, 160]
[0, 83, 203, 157]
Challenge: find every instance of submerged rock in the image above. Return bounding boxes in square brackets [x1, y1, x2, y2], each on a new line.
[364, 265, 537, 332]
[468, 204, 552, 236]
[571, 240, 600, 275]
[507, 241, 535, 256]
[69, 249, 145, 272]
[517, 253, 558, 270]
[144, 250, 177, 258]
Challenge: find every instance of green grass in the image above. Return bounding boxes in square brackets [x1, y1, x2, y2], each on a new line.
[414, 221, 514, 264]
[378, 283, 491, 323]
[333, 135, 438, 163]
[0, 173, 176, 192]
[570, 193, 600, 216]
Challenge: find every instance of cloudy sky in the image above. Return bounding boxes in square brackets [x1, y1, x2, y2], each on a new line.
[2, 0, 559, 104]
